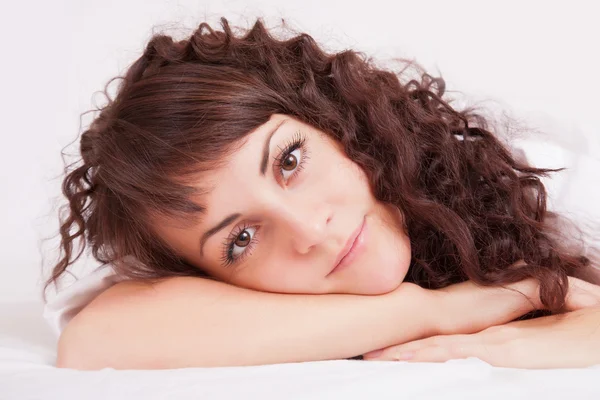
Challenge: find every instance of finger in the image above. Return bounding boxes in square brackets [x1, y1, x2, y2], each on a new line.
[363, 337, 434, 361]
[410, 338, 500, 364]
[363, 334, 472, 361]
[363, 341, 424, 360]
[365, 343, 475, 363]
[405, 345, 463, 363]
[368, 336, 503, 365]
[363, 347, 417, 361]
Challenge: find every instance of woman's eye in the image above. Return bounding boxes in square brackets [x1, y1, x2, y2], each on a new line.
[280, 148, 302, 180]
[230, 226, 257, 258]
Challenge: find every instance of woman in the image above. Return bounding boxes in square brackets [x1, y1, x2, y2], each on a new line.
[47, 17, 600, 370]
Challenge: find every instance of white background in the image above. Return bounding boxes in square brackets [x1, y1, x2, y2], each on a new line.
[1, 0, 599, 304]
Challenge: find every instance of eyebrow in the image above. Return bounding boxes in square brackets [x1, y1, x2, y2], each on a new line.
[199, 119, 288, 256]
[260, 118, 287, 175]
[199, 213, 241, 256]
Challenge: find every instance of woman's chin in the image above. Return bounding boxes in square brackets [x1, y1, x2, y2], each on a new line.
[352, 261, 409, 295]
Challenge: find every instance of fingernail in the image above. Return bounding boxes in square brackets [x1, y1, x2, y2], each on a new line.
[396, 351, 415, 361]
[364, 349, 384, 358]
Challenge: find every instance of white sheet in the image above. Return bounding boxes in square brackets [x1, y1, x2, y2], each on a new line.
[1, 300, 600, 400]
[2, 352, 600, 399]
[1, 335, 599, 400]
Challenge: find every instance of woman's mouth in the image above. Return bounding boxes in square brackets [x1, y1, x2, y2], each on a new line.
[327, 216, 367, 276]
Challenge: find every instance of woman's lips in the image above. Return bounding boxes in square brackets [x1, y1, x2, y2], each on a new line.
[327, 216, 367, 276]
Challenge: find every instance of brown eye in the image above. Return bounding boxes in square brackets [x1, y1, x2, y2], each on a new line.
[279, 147, 303, 182]
[227, 226, 258, 262]
[282, 154, 297, 171]
[235, 230, 251, 247]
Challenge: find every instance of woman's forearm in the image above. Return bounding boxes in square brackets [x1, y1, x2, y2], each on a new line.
[57, 274, 553, 370]
[57, 277, 434, 369]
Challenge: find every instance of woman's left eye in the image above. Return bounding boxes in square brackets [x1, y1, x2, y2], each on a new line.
[275, 132, 307, 183]
[280, 148, 302, 181]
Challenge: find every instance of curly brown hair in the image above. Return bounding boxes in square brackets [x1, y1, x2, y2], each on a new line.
[47, 17, 597, 312]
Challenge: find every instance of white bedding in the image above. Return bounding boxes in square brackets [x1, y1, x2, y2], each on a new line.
[2, 322, 600, 400]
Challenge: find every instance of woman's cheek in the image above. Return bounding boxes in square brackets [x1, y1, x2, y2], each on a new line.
[364, 218, 411, 292]
[232, 251, 290, 293]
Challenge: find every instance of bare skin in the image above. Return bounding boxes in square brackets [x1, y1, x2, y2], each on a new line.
[56, 270, 600, 369]
[365, 279, 600, 368]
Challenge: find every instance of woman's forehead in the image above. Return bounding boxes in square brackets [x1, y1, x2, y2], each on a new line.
[186, 116, 295, 214]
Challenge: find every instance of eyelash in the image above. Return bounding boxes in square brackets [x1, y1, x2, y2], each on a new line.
[273, 131, 308, 183]
[220, 222, 258, 268]
[220, 131, 309, 267]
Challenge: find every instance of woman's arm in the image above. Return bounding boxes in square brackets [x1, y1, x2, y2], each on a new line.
[56, 275, 550, 370]
[364, 277, 600, 367]
[56, 277, 433, 369]
[365, 305, 600, 368]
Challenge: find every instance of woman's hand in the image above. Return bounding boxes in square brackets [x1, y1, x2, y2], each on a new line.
[365, 277, 600, 368]
[364, 306, 600, 368]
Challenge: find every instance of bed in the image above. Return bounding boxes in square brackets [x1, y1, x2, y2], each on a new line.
[1, 301, 600, 399]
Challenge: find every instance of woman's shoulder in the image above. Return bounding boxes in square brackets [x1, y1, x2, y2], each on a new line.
[55, 276, 232, 369]
[61, 275, 231, 342]
[43, 264, 125, 336]
[84, 275, 230, 312]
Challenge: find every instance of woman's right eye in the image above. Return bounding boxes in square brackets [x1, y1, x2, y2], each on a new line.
[221, 225, 258, 267]
[230, 226, 256, 257]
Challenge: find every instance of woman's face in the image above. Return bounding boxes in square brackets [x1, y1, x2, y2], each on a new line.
[155, 114, 411, 295]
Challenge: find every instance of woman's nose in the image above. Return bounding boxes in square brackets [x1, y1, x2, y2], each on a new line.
[283, 206, 332, 254]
